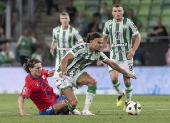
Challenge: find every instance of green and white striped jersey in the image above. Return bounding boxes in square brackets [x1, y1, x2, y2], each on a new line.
[56, 43, 108, 76]
[52, 25, 83, 64]
[103, 17, 139, 60]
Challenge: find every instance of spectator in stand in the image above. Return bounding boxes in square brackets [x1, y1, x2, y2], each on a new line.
[99, 8, 112, 32]
[87, 14, 100, 33]
[16, 29, 37, 66]
[0, 27, 5, 40]
[133, 45, 146, 66]
[73, 12, 88, 37]
[125, 8, 142, 30]
[148, 20, 169, 42]
[65, 1, 77, 24]
[31, 46, 42, 63]
[45, 0, 58, 15]
[0, 42, 15, 66]
[100, 2, 110, 16]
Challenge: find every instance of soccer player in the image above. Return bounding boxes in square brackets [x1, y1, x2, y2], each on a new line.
[50, 12, 83, 69]
[53, 32, 137, 115]
[18, 59, 70, 115]
[102, 4, 141, 108]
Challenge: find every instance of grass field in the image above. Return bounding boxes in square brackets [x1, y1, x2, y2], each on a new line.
[1, 94, 170, 123]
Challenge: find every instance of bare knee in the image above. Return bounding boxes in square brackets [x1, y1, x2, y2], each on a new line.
[111, 77, 118, 82]
[69, 99, 78, 107]
[88, 78, 96, 86]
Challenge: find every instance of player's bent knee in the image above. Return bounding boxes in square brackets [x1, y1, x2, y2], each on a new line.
[90, 79, 97, 86]
[69, 99, 78, 107]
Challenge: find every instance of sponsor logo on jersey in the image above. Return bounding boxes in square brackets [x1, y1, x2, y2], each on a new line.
[22, 87, 28, 95]
[123, 25, 127, 29]
[112, 43, 127, 47]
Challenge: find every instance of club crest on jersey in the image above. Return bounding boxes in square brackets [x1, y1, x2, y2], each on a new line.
[94, 53, 100, 60]
[42, 75, 45, 79]
[123, 25, 127, 29]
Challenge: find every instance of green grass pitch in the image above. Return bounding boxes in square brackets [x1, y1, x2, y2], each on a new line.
[1, 94, 170, 123]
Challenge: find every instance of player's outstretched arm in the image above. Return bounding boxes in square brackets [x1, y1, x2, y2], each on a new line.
[18, 96, 30, 115]
[104, 59, 137, 79]
[48, 70, 55, 77]
[59, 53, 74, 77]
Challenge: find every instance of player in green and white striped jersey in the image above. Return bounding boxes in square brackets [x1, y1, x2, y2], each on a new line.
[103, 4, 141, 109]
[50, 12, 83, 69]
[53, 32, 137, 115]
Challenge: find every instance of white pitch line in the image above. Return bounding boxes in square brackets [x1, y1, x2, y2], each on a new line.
[98, 109, 170, 112]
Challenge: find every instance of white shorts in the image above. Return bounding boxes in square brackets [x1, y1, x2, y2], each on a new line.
[108, 59, 135, 75]
[53, 71, 85, 91]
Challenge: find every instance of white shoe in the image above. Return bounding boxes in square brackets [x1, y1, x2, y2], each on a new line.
[72, 109, 81, 115]
[82, 110, 95, 115]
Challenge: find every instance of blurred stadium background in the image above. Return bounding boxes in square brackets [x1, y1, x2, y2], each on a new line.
[0, 0, 170, 95]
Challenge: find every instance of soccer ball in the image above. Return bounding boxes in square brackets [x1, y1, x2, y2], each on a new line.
[126, 101, 142, 115]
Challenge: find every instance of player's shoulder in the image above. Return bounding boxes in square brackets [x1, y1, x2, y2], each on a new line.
[69, 25, 78, 32]
[106, 19, 113, 24]
[124, 17, 133, 23]
[73, 42, 86, 48]
[53, 26, 61, 31]
[25, 75, 33, 84]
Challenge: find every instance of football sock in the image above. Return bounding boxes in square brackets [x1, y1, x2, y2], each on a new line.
[125, 83, 133, 102]
[67, 103, 75, 111]
[112, 80, 124, 95]
[83, 86, 96, 111]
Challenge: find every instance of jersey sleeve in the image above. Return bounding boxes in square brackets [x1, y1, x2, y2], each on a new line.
[73, 28, 83, 43]
[42, 69, 48, 78]
[103, 21, 109, 35]
[20, 77, 33, 99]
[69, 43, 85, 57]
[128, 19, 139, 36]
[52, 28, 57, 41]
[99, 52, 109, 62]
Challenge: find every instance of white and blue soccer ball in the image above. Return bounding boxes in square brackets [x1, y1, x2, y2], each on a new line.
[126, 101, 142, 115]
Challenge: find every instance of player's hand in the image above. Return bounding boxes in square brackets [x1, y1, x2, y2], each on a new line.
[59, 71, 67, 77]
[96, 60, 104, 66]
[127, 49, 135, 59]
[50, 48, 54, 56]
[127, 73, 137, 79]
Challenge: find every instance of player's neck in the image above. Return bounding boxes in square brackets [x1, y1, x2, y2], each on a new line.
[62, 25, 69, 30]
[114, 18, 123, 23]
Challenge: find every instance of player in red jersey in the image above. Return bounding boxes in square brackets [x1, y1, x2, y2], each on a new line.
[18, 59, 69, 115]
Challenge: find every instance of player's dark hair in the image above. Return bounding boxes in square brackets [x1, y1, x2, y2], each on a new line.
[85, 32, 102, 43]
[23, 59, 41, 73]
[113, 4, 123, 8]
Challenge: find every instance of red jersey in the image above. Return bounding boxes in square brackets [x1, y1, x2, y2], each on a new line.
[20, 69, 58, 111]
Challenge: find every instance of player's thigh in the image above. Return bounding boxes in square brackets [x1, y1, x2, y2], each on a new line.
[53, 100, 67, 112]
[77, 72, 96, 86]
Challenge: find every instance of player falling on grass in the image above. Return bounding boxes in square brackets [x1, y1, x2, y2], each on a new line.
[103, 4, 141, 109]
[18, 59, 70, 115]
[53, 32, 137, 115]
